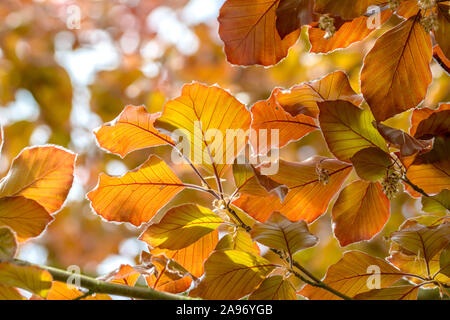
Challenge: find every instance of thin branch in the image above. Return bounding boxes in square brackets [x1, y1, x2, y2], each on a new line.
[12, 260, 195, 300]
[401, 175, 430, 198]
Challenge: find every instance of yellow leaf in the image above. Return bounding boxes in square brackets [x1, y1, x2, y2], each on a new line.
[332, 180, 390, 246]
[94, 105, 173, 158]
[299, 251, 404, 300]
[0, 284, 24, 300]
[140, 204, 223, 250]
[318, 100, 388, 161]
[248, 275, 297, 300]
[0, 262, 52, 298]
[361, 15, 432, 122]
[190, 250, 276, 300]
[0, 146, 76, 214]
[218, 0, 300, 66]
[154, 83, 251, 178]
[251, 212, 318, 257]
[88, 155, 185, 226]
[0, 196, 53, 240]
[0, 226, 17, 261]
[216, 229, 260, 255]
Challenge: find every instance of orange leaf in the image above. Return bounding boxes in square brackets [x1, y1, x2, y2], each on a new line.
[435, 4, 450, 60]
[0, 146, 76, 214]
[332, 180, 390, 246]
[361, 15, 432, 122]
[250, 88, 317, 154]
[248, 275, 297, 300]
[277, 71, 363, 118]
[299, 251, 403, 300]
[140, 204, 223, 250]
[0, 227, 17, 261]
[47, 281, 111, 300]
[0, 196, 53, 239]
[109, 264, 140, 287]
[88, 155, 185, 226]
[318, 100, 388, 161]
[94, 105, 173, 158]
[150, 230, 218, 278]
[406, 137, 450, 195]
[190, 250, 276, 300]
[396, 0, 420, 19]
[154, 83, 251, 178]
[308, 11, 391, 54]
[234, 157, 352, 223]
[354, 285, 419, 300]
[144, 252, 192, 294]
[0, 262, 52, 298]
[218, 0, 300, 66]
[410, 103, 450, 139]
[314, 0, 387, 20]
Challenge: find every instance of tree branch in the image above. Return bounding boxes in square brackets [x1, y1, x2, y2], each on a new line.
[12, 259, 195, 300]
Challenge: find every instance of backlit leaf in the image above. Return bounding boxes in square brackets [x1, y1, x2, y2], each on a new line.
[0, 262, 52, 298]
[318, 100, 388, 161]
[234, 157, 352, 223]
[410, 103, 450, 139]
[440, 245, 450, 277]
[216, 229, 260, 255]
[314, 0, 387, 20]
[0, 285, 24, 300]
[94, 105, 173, 158]
[299, 251, 403, 300]
[332, 180, 390, 246]
[154, 83, 251, 178]
[350, 147, 392, 181]
[250, 88, 318, 154]
[308, 11, 391, 54]
[0, 196, 52, 240]
[248, 275, 297, 300]
[47, 281, 111, 300]
[218, 0, 300, 66]
[150, 230, 218, 278]
[0, 227, 17, 261]
[190, 250, 276, 300]
[140, 204, 223, 250]
[390, 222, 450, 264]
[421, 189, 450, 213]
[277, 71, 363, 118]
[354, 285, 419, 300]
[251, 212, 318, 257]
[361, 15, 432, 122]
[0, 146, 76, 214]
[88, 155, 185, 227]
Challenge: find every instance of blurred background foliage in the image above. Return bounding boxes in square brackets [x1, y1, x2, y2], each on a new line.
[0, 0, 448, 298]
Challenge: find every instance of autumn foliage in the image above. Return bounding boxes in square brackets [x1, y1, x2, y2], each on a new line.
[0, 0, 449, 301]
